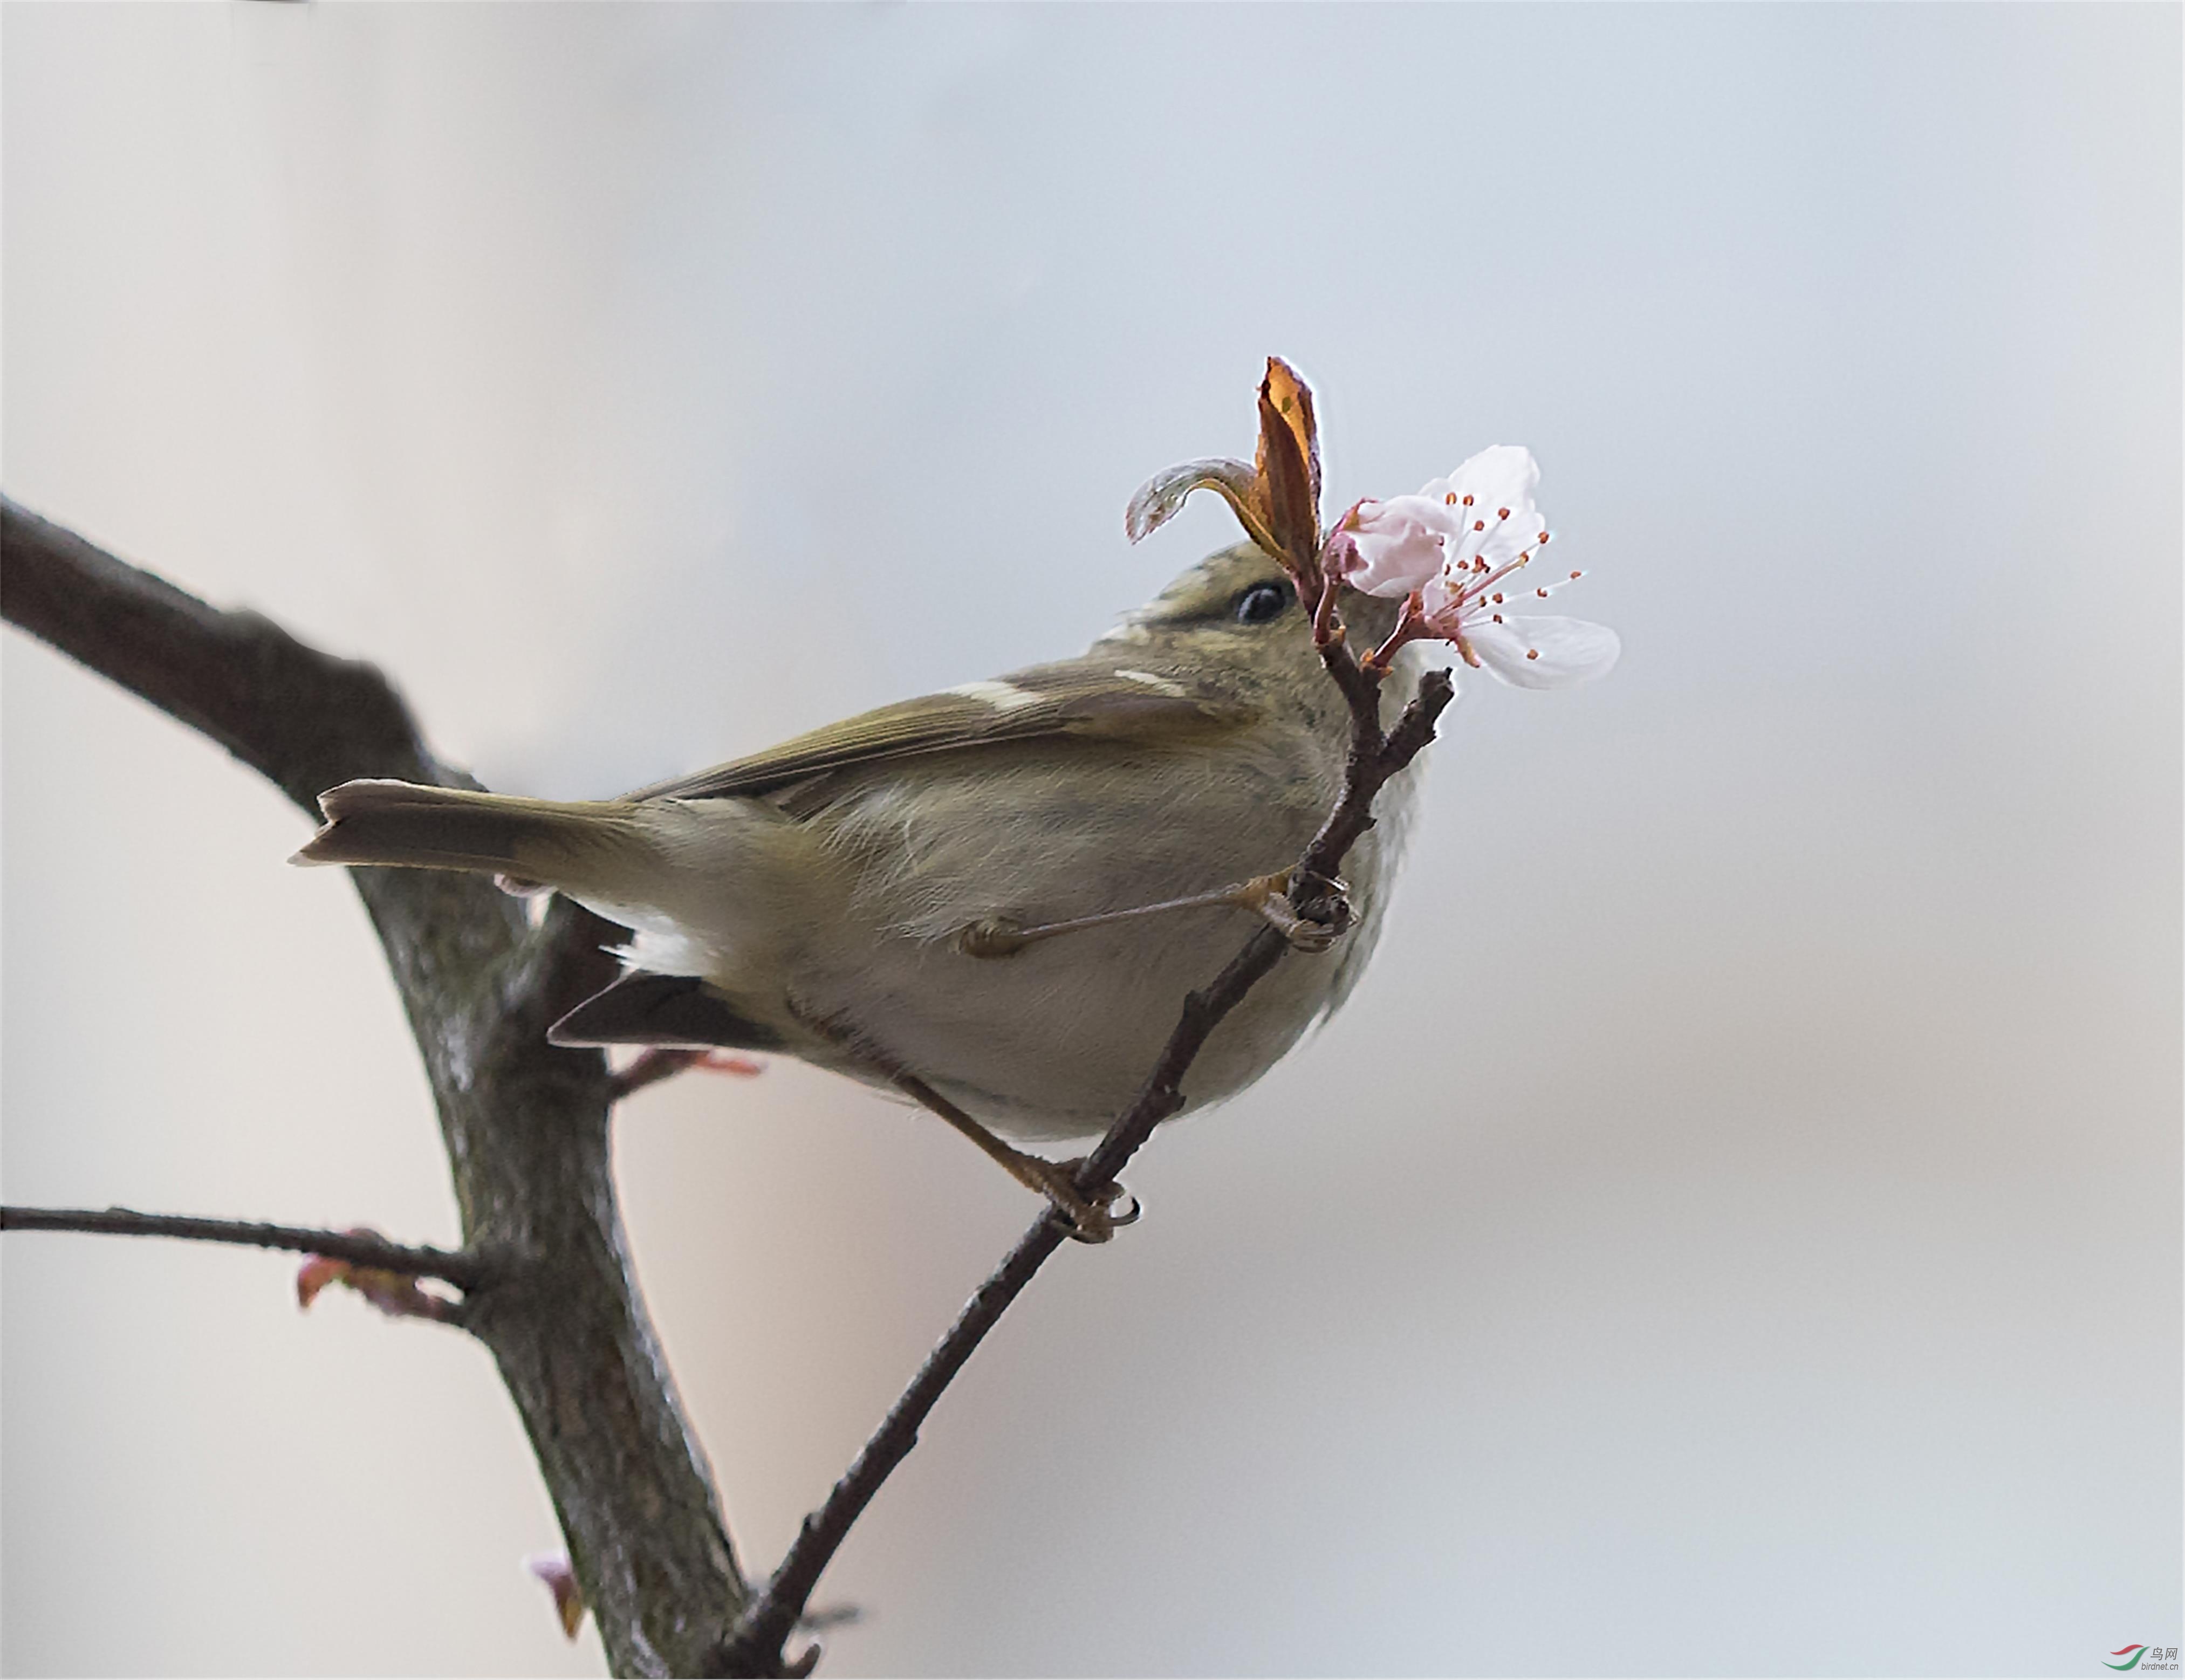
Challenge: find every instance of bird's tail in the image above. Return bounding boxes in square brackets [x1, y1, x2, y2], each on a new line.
[290, 778, 652, 897]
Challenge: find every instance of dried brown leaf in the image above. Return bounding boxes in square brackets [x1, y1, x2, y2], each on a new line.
[1261, 356, 1320, 509]
[1256, 357, 1323, 577]
[1123, 457, 1276, 554]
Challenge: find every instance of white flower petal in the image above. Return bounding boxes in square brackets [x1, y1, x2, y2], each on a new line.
[1442, 445, 1540, 518]
[1465, 614, 1621, 689]
[1342, 494, 1457, 595]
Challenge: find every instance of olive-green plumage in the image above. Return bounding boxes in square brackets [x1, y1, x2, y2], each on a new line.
[294, 545, 1427, 1142]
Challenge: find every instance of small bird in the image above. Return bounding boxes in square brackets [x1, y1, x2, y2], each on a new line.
[294, 544, 1423, 1236]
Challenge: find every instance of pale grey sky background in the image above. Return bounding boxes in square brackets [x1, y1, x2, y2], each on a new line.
[2, 4, 2178, 1675]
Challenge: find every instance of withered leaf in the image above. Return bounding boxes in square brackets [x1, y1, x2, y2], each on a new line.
[1261, 355, 1320, 510]
[1124, 456, 1272, 552]
[1255, 356, 1322, 574]
[1121, 358, 1326, 578]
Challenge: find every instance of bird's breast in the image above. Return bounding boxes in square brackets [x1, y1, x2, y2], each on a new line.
[773, 739, 1414, 1142]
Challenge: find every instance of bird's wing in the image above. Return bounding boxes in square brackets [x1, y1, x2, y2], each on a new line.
[621, 658, 1257, 803]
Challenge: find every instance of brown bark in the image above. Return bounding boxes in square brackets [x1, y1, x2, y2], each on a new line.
[2, 497, 745, 1676]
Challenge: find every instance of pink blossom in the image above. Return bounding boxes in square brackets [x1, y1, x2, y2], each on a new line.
[1337, 444, 1549, 599]
[1339, 494, 1463, 596]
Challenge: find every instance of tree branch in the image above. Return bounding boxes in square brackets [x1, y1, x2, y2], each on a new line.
[0, 499, 440, 808]
[0, 1204, 490, 1291]
[3, 488, 1453, 1680]
[711, 640, 1455, 1676]
[2, 497, 746, 1676]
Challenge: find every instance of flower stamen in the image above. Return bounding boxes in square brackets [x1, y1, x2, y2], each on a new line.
[1331, 442, 1617, 690]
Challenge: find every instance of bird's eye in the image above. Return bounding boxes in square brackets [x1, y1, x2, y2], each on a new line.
[1232, 581, 1292, 625]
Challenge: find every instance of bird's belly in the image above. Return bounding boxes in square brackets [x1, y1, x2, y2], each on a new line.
[654, 739, 1407, 1143]
[791, 904, 1350, 1143]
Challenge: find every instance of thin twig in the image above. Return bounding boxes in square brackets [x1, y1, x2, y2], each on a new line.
[711, 633, 1456, 1677]
[0, 1204, 492, 1291]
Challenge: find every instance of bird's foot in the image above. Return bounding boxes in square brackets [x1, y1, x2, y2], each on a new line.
[1018, 1155, 1140, 1244]
[956, 869, 1353, 961]
[955, 916, 1033, 958]
[1228, 869, 1352, 952]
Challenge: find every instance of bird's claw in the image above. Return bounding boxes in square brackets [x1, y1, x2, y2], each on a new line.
[1230, 869, 1351, 952]
[1024, 1157, 1139, 1244]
